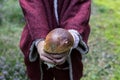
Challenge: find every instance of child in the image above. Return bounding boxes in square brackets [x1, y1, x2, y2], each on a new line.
[19, 0, 91, 80]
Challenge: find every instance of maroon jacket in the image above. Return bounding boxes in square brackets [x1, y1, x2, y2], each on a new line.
[19, 0, 91, 80]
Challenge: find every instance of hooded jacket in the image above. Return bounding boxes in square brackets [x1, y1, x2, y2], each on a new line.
[19, 0, 91, 80]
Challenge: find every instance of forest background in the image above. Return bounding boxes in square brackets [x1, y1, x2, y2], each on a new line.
[0, 0, 120, 80]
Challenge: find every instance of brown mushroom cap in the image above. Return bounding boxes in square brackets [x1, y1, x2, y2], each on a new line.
[44, 28, 74, 54]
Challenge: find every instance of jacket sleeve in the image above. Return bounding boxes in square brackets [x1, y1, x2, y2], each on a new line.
[60, 0, 91, 43]
[19, 0, 50, 40]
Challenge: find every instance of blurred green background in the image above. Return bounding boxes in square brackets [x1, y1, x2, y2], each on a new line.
[0, 0, 120, 80]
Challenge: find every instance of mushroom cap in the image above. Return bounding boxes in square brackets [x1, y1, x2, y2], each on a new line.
[44, 28, 74, 54]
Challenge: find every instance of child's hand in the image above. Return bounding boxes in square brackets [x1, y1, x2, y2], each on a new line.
[37, 40, 68, 65]
[50, 52, 69, 65]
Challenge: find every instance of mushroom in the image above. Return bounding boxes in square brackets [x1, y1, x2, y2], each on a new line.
[44, 28, 74, 54]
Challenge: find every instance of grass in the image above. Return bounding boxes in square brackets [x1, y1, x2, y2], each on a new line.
[0, 0, 120, 80]
[81, 0, 120, 80]
[0, 23, 28, 80]
[0, 1, 28, 80]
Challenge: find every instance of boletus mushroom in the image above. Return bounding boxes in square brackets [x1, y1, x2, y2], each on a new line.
[44, 28, 74, 54]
